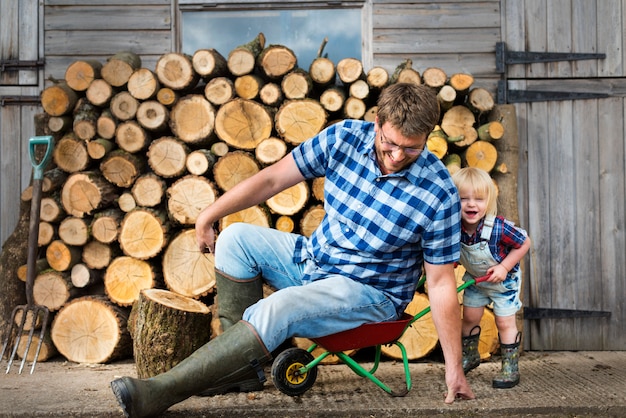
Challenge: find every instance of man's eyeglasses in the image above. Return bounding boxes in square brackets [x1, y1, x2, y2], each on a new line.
[379, 126, 425, 157]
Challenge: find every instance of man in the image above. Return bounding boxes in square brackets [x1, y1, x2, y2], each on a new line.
[111, 83, 475, 418]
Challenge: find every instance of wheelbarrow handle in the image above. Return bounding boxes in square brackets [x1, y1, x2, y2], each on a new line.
[29, 136, 54, 180]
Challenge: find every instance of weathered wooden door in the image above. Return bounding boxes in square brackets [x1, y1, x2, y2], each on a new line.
[502, 1, 626, 350]
[0, 0, 43, 245]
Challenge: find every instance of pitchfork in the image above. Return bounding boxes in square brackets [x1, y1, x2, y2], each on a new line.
[1, 136, 54, 374]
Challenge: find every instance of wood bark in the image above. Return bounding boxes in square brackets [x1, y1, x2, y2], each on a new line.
[130, 288, 211, 378]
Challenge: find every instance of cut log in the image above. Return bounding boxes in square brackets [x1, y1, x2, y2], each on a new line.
[136, 100, 169, 132]
[437, 85, 457, 112]
[169, 94, 215, 144]
[380, 292, 438, 360]
[464, 140, 498, 172]
[366, 66, 389, 90]
[53, 132, 90, 173]
[147, 136, 189, 178]
[41, 83, 78, 116]
[449, 73, 475, 96]
[166, 175, 218, 226]
[468, 87, 495, 115]
[311, 177, 325, 202]
[186, 149, 217, 175]
[440, 105, 478, 147]
[87, 138, 115, 160]
[281, 69, 313, 100]
[227, 33, 265, 76]
[422, 67, 447, 88]
[336, 57, 363, 84]
[91, 209, 123, 244]
[101, 51, 141, 87]
[130, 288, 212, 378]
[127, 68, 160, 100]
[117, 192, 137, 213]
[72, 100, 100, 141]
[275, 99, 327, 145]
[210, 141, 229, 157]
[40, 195, 65, 223]
[132, 173, 166, 208]
[104, 256, 155, 306]
[97, 109, 118, 140]
[319, 87, 346, 113]
[16, 330, 57, 362]
[58, 216, 90, 246]
[115, 120, 150, 153]
[234, 74, 264, 100]
[118, 208, 169, 260]
[65, 59, 102, 92]
[213, 151, 260, 192]
[162, 229, 216, 297]
[45, 239, 81, 272]
[266, 181, 309, 216]
[258, 44, 297, 80]
[82, 240, 116, 270]
[274, 215, 295, 233]
[214, 98, 273, 150]
[33, 270, 73, 311]
[444, 153, 462, 175]
[477, 121, 505, 141]
[192, 48, 228, 80]
[300, 204, 325, 237]
[364, 106, 378, 122]
[390, 59, 421, 85]
[204, 77, 235, 106]
[110, 91, 139, 121]
[61, 171, 117, 218]
[17, 259, 49, 282]
[258, 82, 284, 107]
[156, 87, 178, 107]
[309, 56, 335, 87]
[87, 79, 117, 107]
[343, 97, 366, 119]
[71, 263, 103, 289]
[48, 115, 73, 133]
[99, 149, 145, 188]
[255, 137, 287, 166]
[349, 79, 370, 101]
[219, 205, 271, 232]
[38, 222, 56, 247]
[51, 295, 132, 363]
[426, 134, 448, 160]
[155, 52, 200, 90]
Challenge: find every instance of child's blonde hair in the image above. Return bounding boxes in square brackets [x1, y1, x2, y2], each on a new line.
[452, 167, 498, 216]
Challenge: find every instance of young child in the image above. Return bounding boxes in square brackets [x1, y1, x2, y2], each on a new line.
[452, 167, 531, 389]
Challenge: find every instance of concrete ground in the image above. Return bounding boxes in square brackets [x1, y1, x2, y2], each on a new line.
[1, 350, 625, 417]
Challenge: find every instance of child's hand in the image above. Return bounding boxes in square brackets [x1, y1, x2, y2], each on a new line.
[486, 264, 508, 283]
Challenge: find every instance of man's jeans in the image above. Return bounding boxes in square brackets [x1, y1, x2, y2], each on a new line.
[214, 223, 398, 351]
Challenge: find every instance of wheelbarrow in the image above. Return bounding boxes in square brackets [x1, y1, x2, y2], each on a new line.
[271, 273, 491, 397]
[0, 136, 54, 374]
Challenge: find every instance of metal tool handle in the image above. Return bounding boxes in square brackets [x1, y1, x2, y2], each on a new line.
[29, 136, 54, 180]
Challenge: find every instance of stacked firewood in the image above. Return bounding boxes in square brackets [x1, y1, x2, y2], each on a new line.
[16, 34, 503, 369]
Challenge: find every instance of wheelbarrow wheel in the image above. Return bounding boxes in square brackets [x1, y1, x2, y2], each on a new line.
[271, 347, 317, 396]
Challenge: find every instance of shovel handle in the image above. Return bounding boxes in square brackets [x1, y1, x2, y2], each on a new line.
[29, 136, 54, 180]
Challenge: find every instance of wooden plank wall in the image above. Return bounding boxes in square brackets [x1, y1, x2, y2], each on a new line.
[502, 0, 626, 350]
[0, 0, 41, 246]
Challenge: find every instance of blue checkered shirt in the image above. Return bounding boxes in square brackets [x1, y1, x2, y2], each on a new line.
[291, 119, 461, 313]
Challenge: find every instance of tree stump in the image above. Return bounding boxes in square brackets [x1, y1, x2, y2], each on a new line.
[129, 288, 211, 378]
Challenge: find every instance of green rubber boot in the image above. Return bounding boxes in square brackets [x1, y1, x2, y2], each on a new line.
[216, 269, 263, 331]
[110, 321, 272, 418]
[462, 325, 481, 374]
[492, 332, 521, 389]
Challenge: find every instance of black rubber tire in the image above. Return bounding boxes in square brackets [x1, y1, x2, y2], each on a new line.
[271, 347, 317, 396]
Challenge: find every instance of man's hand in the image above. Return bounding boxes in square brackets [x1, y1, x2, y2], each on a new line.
[444, 370, 476, 403]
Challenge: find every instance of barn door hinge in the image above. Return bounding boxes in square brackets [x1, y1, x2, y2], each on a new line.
[523, 307, 611, 320]
[0, 96, 42, 107]
[495, 42, 608, 104]
[0, 59, 45, 72]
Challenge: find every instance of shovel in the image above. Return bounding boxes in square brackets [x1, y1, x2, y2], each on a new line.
[1, 136, 54, 374]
